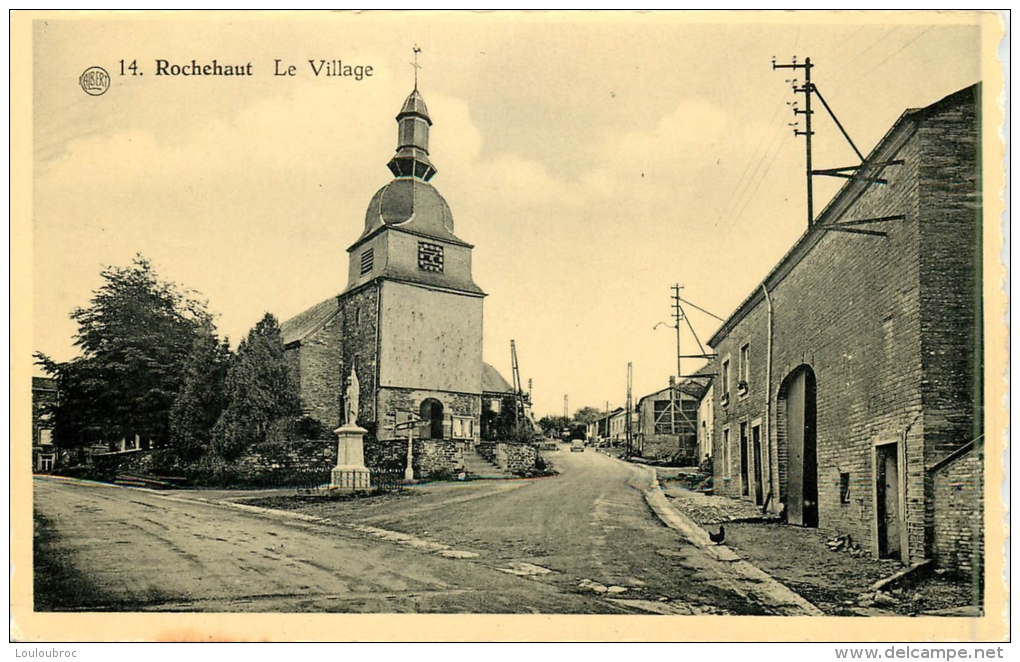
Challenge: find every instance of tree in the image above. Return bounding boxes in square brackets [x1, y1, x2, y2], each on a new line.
[537, 415, 571, 437]
[168, 326, 231, 461]
[35, 255, 212, 451]
[211, 313, 300, 460]
[572, 406, 602, 426]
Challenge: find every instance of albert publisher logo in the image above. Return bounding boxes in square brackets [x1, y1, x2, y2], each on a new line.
[79, 66, 110, 96]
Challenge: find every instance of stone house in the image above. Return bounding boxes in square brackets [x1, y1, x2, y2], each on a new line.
[708, 84, 983, 576]
[281, 86, 486, 478]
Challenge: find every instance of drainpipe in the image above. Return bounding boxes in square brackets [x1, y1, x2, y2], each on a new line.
[762, 283, 774, 513]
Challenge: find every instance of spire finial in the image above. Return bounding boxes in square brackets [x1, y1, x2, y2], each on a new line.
[411, 45, 422, 90]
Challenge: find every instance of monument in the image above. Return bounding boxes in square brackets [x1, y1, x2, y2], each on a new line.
[331, 367, 371, 491]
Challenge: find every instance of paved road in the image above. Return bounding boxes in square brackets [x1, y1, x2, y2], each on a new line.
[33, 446, 777, 614]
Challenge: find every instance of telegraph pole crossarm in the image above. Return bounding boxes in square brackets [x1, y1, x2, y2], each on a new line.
[773, 55, 814, 226]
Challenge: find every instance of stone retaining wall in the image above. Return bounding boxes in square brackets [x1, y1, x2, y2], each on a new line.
[477, 441, 537, 475]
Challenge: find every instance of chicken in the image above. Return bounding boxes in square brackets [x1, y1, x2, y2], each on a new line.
[708, 525, 725, 545]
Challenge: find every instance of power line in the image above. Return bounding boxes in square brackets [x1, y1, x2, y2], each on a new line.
[825, 25, 867, 61]
[718, 112, 792, 234]
[846, 26, 934, 89]
[713, 95, 790, 229]
[842, 26, 898, 67]
[712, 27, 804, 230]
[721, 127, 793, 237]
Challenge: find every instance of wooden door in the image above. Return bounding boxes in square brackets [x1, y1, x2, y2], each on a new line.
[752, 424, 764, 506]
[878, 445, 902, 559]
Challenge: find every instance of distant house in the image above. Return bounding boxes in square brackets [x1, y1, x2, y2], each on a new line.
[709, 84, 982, 575]
[692, 361, 715, 461]
[634, 379, 704, 463]
[480, 363, 539, 440]
[32, 377, 57, 472]
[586, 407, 624, 444]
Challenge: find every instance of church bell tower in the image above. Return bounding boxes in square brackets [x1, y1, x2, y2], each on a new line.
[343, 76, 486, 449]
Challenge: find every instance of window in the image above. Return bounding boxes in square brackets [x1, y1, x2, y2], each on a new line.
[739, 344, 750, 394]
[417, 241, 444, 273]
[840, 472, 851, 504]
[360, 248, 374, 275]
[722, 427, 731, 477]
[721, 359, 731, 405]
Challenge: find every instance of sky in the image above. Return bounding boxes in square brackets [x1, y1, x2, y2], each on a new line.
[29, 12, 992, 418]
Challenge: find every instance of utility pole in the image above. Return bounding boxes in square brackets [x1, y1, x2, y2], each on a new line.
[773, 56, 814, 226]
[672, 284, 683, 382]
[773, 56, 903, 238]
[626, 362, 633, 458]
[671, 284, 684, 436]
[510, 340, 526, 427]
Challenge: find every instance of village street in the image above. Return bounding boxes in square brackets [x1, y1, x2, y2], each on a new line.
[33, 446, 811, 615]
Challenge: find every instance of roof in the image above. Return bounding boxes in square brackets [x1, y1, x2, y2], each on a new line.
[708, 83, 979, 348]
[280, 295, 341, 347]
[354, 179, 465, 248]
[636, 381, 705, 407]
[482, 363, 514, 393]
[32, 376, 57, 391]
[397, 89, 431, 123]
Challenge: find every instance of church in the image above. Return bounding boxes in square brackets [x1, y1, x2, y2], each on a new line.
[280, 82, 493, 474]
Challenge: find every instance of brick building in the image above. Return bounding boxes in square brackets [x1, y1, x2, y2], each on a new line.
[281, 86, 486, 477]
[708, 84, 982, 576]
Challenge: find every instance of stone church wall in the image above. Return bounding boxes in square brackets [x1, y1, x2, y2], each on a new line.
[293, 312, 345, 429]
[376, 386, 480, 440]
[339, 283, 381, 424]
[378, 281, 483, 394]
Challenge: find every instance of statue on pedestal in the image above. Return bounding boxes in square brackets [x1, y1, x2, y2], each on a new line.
[332, 365, 370, 491]
[344, 366, 360, 427]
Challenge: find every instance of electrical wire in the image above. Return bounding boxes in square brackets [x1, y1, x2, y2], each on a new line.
[845, 26, 934, 90]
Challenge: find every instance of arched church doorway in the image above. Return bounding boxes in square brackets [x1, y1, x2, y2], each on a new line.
[420, 398, 444, 440]
[778, 365, 818, 527]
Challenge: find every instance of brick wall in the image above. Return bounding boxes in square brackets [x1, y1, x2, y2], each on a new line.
[917, 94, 984, 558]
[932, 443, 983, 583]
[710, 87, 980, 568]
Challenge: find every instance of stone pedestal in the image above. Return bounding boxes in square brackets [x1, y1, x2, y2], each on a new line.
[331, 424, 371, 491]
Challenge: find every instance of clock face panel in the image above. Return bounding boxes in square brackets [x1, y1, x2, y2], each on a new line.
[418, 241, 445, 273]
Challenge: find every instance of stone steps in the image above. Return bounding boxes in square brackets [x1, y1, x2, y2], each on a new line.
[463, 446, 514, 480]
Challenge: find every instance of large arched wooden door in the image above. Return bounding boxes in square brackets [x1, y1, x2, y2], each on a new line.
[779, 366, 818, 527]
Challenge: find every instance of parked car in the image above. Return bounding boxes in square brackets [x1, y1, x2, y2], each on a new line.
[570, 439, 585, 453]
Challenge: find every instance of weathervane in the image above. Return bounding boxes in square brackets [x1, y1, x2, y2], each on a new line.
[411, 45, 422, 89]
